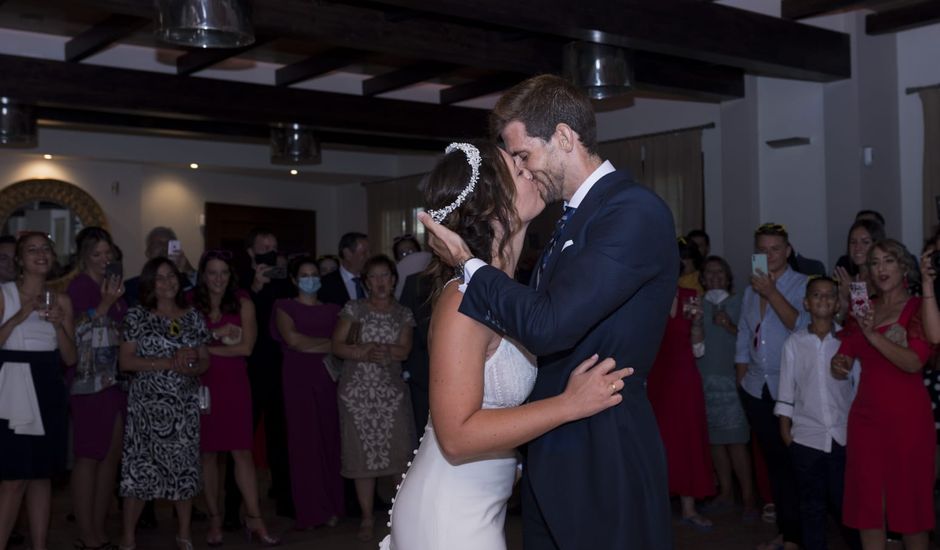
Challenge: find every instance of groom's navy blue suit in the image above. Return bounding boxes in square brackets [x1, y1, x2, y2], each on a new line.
[460, 169, 677, 550]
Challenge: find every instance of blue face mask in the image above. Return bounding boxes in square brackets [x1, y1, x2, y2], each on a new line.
[297, 275, 321, 295]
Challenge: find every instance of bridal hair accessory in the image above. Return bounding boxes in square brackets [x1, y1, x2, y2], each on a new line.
[427, 142, 481, 224]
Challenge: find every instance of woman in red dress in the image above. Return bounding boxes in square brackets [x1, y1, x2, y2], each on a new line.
[831, 239, 934, 550]
[192, 250, 278, 546]
[647, 285, 715, 530]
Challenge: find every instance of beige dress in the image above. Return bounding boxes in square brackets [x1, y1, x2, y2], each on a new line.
[337, 300, 416, 478]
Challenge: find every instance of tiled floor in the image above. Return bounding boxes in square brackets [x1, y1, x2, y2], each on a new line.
[21, 485, 905, 550]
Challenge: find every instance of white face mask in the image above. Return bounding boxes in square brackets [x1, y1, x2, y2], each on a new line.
[704, 289, 729, 305]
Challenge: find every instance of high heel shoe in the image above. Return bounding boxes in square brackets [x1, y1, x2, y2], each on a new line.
[175, 536, 194, 550]
[206, 513, 224, 547]
[243, 516, 280, 547]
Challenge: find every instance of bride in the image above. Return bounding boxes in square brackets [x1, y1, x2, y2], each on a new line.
[380, 141, 630, 550]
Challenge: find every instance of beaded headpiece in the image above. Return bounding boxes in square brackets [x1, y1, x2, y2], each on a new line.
[426, 142, 481, 224]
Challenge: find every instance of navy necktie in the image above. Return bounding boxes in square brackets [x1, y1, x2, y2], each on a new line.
[352, 277, 366, 299]
[537, 206, 576, 286]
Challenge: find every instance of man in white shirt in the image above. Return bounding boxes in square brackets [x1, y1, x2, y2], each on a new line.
[775, 276, 860, 550]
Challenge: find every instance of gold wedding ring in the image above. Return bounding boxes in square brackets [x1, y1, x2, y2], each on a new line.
[609, 382, 617, 392]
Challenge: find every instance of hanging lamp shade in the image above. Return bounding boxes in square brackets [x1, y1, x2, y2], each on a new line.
[0, 98, 37, 148]
[271, 123, 321, 165]
[562, 42, 634, 100]
[155, 0, 255, 49]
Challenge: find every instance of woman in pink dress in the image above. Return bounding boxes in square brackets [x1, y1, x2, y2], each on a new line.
[647, 284, 715, 530]
[271, 257, 344, 530]
[67, 227, 128, 550]
[831, 239, 934, 550]
[192, 250, 277, 546]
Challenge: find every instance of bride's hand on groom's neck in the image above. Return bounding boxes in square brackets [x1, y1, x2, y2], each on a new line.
[418, 211, 473, 267]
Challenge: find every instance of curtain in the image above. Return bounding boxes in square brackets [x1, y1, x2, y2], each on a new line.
[921, 89, 940, 238]
[365, 172, 427, 258]
[598, 129, 704, 236]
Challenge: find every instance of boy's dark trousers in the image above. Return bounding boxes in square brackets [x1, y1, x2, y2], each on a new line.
[789, 440, 861, 550]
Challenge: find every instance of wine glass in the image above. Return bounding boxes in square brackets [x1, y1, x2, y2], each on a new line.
[39, 289, 55, 320]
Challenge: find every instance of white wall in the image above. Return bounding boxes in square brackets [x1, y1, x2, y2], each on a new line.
[897, 23, 940, 247]
[0, 128, 435, 274]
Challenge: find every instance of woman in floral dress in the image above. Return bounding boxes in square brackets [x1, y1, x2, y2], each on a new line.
[332, 255, 415, 542]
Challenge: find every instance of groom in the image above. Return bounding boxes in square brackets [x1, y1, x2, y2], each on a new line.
[420, 74, 677, 550]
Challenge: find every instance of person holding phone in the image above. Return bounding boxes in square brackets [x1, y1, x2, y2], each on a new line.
[830, 239, 934, 550]
[123, 227, 196, 309]
[735, 223, 810, 550]
[237, 228, 294, 521]
[833, 220, 885, 320]
[67, 227, 128, 550]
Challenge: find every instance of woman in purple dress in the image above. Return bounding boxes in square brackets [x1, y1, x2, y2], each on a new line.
[192, 250, 277, 546]
[271, 257, 344, 530]
[67, 227, 127, 550]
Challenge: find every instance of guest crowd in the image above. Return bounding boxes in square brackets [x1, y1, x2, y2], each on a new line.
[0, 207, 939, 550]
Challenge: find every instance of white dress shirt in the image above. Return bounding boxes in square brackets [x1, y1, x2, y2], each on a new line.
[774, 325, 856, 452]
[464, 161, 616, 283]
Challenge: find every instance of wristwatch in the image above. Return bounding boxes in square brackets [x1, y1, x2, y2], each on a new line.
[455, 256, 475, 281]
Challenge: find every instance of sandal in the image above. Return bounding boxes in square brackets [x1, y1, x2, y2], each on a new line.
[207, 513, 224, 547]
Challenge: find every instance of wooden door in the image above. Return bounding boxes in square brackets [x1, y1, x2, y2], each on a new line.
[204, 202, 317, 270]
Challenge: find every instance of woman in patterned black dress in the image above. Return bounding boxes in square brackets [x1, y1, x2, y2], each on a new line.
[333, 255, 415, 542]
[117, 258, 210, 550]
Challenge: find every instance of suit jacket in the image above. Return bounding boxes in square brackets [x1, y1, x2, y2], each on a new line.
[460, 170, 678, 550]
[318, 269, 351, 306]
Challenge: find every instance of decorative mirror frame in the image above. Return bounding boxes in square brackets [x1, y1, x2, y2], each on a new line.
[0, 179, 109, 289]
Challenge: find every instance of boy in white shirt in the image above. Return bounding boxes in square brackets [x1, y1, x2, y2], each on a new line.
[775, 276, 860, 550]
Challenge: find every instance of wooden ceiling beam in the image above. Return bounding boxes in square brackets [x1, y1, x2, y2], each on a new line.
[440, 73, 524, 105]
[275, 48, 369, 87]
[632, 52, 744, 102]
[0, 54, 487, 140]
[35, 106, 449, 150]
[175, 38, 269, 76]
[866, 0, 940, 34]
[359, 0, 851, 81]
[362, 62, 455, 96]
[64, 13, 149, 62]
[781, 0, 874, 19]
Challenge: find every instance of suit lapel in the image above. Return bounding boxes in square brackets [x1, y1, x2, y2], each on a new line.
[538, 171, 630, 288]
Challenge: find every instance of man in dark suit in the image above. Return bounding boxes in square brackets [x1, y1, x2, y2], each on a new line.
[421, 74, 677, 550]
[318, 232, 370, 306]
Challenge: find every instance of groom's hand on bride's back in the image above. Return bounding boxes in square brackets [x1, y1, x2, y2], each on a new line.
[560, 354, 634, 421]
[418, 211, 473, 267]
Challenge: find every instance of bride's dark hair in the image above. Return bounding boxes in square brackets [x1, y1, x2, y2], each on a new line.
[422, 140, 518, 297]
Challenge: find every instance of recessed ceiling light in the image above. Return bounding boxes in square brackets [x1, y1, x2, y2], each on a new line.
[290, 169, 298, 175]
[189, 163, 199, 169]
[43, 154, 52, 160]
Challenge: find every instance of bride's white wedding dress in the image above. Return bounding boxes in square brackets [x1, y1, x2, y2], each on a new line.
[379, 337, 537, 550]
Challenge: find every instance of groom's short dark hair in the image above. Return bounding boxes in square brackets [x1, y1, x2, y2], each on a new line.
[490, 74, 598, 155]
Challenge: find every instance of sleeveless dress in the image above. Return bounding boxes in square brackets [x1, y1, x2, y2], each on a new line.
[838, 297, 935, 533]
[271, 298, 345, 529]
[646, 288, 715, 498]
[380, 337, 537, 550]
[199, 289, 253, 452]
[0, 282, 67, 479]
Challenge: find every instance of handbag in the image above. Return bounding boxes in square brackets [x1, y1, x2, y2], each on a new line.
[72, 314, 121, 395]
